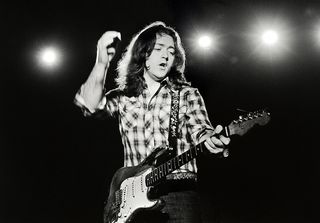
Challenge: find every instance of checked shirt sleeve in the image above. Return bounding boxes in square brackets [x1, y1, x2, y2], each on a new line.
[74, 87, 119, 118]
[186, 88, 214, 144]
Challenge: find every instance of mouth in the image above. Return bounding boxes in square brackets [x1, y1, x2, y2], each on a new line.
[159, 62, 167, 70]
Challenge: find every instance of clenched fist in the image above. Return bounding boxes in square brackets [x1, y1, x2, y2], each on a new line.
[96, 31, 121, 66]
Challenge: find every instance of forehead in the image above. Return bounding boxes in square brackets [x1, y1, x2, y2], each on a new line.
[155, 34, 175, 47]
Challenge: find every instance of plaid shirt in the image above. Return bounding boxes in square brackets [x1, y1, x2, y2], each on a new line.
[75, 81, 214, 173]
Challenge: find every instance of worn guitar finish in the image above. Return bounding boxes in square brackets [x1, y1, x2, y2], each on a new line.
[104, 110, 271, 223]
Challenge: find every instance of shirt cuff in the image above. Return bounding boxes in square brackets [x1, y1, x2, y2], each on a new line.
[192, 127, 214, 144]
[74, 92, 106, 116]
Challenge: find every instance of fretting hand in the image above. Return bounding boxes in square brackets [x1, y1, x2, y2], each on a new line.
[204, 125, 230, 154]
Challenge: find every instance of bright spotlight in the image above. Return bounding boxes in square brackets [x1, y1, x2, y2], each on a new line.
[36, 46, 62, 70]
[315, 25, 320, 47]
[247, 16, 293, 62]
[189, 30, 222, 58]
[198, 35, 212, 49]
[262, 30, 279, 46]
[41, 48, 58, 65]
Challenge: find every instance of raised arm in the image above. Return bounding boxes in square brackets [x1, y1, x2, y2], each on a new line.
[78, 31, 121, 112]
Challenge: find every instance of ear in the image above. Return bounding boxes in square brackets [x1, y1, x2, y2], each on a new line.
[145, 61, 150, 70]
[145, 56, 150, 70]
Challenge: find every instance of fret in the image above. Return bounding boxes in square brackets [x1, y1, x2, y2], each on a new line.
[186, 150, 191, 162]
[175, 155, 179, 166]
[167, 160, 172, 172]
[181, 153, 186, 164]
[183, 152, 188, 163]
[178, 156, 183, 166]
[158, 166, 162, 178]
[164, 163, 168, 175]
[190, 147, 195, 158]
[173, 157, 178, 169]
[196, 146, 201, 154]
[156, 168, 161, 180]
[152, 171, 156, 182]
[150, 173, 154, 184]
[162, 164, 166, 176]
[178, 154, 182, 165]
[171, 159, 175, 171]
[188, 149, 193, 159]
[160, 165, 164, 177]
[154, 169, 158, 181]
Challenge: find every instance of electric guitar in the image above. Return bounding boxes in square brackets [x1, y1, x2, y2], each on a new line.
[103, 110, 271, 223]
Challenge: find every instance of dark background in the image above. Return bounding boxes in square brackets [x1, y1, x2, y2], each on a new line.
[1, 0, 319, 222]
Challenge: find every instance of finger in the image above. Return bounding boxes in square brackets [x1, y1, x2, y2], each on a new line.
[219, 135, 230, 145]
[214, 125, 223, 134]
[107, 47, 116, 55]
[207, 137, 224, 148]
[117, 32, 121, 40]
[204, 142, 223, 154]
[99, 31, 121, 48]
[211, 136, 224, 147]
[101, 31, 121, 40]
[107, 48, 116, 61]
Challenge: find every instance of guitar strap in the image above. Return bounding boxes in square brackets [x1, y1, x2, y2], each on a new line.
[168, 89, 180, 156]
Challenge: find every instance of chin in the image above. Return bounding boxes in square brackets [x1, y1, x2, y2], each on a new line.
[154, 73, 166, 80]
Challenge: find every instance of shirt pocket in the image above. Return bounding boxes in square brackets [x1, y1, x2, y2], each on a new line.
[119, 98, 141, 131]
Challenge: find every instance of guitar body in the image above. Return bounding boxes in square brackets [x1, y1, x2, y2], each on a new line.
[104, 147, 169, 223]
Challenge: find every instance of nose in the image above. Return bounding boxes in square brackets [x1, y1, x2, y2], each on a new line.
[162, 51, 169, 61]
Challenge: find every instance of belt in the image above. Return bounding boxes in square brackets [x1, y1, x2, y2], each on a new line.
[166, 172, 197, 181]
[149, 172, 198, 197]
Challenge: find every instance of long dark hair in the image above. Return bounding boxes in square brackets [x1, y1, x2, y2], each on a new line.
[116, 21, 188, 97]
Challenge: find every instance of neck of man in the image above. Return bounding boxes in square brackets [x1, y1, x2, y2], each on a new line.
[143, 69, 162, 97]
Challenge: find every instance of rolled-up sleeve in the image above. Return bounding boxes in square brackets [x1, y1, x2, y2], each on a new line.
[186, 88, 214, 144]
[74, 88, 120, 118]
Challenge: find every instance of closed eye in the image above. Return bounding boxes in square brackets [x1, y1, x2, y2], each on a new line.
[168, 49, 175, 55]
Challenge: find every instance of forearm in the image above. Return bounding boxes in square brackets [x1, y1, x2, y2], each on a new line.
[79, 62, 108, 112]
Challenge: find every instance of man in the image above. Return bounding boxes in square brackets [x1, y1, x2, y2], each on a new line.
[75, 21, 230, 223]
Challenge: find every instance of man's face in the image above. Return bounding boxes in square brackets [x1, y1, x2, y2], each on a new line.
[145, 34, 175, 82]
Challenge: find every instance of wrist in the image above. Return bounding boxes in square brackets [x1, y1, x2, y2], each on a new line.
[95, 61, 109, 69]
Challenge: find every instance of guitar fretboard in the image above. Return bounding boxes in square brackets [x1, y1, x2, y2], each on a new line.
[145, 143, 205, 187]
[144, 109, 270, 187]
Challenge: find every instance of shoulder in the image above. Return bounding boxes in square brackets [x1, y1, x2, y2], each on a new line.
[105, 88, 125, 99]
[180, 85, 201, 97]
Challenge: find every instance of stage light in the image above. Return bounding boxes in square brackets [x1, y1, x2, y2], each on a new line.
[38, 47, 61, 68]
[246, 15, 293, 62]
[198, 35, 212, 49]
[41, 47, 58, 65]
[261, 30, 279, 46]
[35, 45, 62, 71]
[314, 24, 320, 47]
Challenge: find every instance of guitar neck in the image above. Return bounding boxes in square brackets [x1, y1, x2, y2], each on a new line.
[145, 143, 205, 187]
[145, 109, 271, 187]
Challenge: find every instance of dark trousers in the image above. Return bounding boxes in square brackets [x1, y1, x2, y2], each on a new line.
[132, 179, 202, 223]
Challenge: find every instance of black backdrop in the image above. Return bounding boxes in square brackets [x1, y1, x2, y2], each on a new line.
[1, 0, 318, 222]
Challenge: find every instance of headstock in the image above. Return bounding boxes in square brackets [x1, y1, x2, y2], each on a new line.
[228, 110, 271, 136]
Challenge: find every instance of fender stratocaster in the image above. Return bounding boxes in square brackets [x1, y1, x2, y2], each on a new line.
[104, 110, 271, 223]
